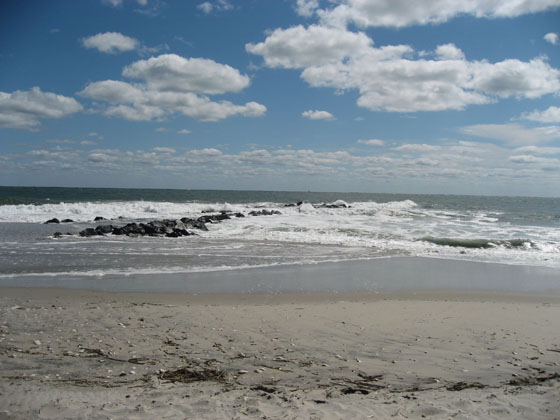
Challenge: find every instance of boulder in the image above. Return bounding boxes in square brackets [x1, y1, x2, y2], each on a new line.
[79, 228, 99, 237]
[181, 218, 209, 231]
[95, 225, 113, 235]
[45, 218, 60, 224]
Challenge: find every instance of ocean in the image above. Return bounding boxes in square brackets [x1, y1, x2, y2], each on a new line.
[0, 186, 559, 292]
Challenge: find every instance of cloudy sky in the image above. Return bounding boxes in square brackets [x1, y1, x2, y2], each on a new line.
[1, 0, 559, 196]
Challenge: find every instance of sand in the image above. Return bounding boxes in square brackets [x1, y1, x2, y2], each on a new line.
[0, 287, 559, 419]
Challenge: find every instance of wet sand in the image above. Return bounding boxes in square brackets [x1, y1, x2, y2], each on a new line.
[1, 286, 559, 419]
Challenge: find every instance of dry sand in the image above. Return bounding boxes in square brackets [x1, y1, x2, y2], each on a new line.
[0, 288, 559, 419]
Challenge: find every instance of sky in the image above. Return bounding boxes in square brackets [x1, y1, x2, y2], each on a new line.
[1, 0, 559, 196]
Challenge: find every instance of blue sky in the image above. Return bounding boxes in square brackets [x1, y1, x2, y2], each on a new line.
[1, 0, 559, 196]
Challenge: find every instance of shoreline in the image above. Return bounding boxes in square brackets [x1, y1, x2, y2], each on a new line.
[2, 256, 560, 295]
[2, 285, 560, 305]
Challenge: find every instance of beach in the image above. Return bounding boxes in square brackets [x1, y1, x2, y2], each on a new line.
[1, 284, 559, 419]
[1, 189, 559, 418]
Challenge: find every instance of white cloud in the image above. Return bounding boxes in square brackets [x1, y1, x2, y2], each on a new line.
[123, 54, 250, 94]
[88, 152, 118, 163]
[514, 145, 560, 155]
[435, 43, 465, 60]
[178, 129, 192, 135]
[302, 110, 335, 120]
[103, 103, 165, 121]
[197, 2, 213, 13]
[521, 106, 560, 123]
[246, 25, 373, 69]
[460, 123, 560, 146]
[248, 24, 560, 113]
[102, 0, 123, 6]
[468, 57, 560, 99]
[0, 87, 83, 130]
[79, 80, 145, 103]
[394, 144, 441, 152]
[79, 55, 266, 122]
[153, 147, 176, 153]
[81, 32, 139, 54]
[296, 0, 319, 17]
[544, 32, 559, 45]
[101, 0, 147, 7]
[357, 139, 385, 146]
[317, 0, 560, 28]
[509, 154, 560, 169]
[9, 138, 560, 194]
[197, 0, 232, 14]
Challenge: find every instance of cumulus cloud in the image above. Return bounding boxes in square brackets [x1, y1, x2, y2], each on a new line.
[296, 0, 319, 17]
[302, 110, 335, 120]
[81, 32, 139, 54]
[248, 24, 560, 113]
[357, 139, 385, 146]
[317, 0, 560, 29]
[435, 43, 465, 60]
[521, 106, 560, 123]
[122, 54, 250, 94]
[0, 87, 83, 130]
[246, 25, 373, 69]
[79, 54, 266, 122]
[544, 32, 559, 45]
[468, 57, 560, 99]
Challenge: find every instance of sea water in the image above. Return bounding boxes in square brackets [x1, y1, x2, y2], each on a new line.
[0, 186, 559, 291]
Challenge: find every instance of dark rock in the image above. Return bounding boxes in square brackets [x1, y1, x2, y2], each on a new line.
[45, 218, 60, 224]
[60, 219, 74, 223]
[284, 201, 303, 207]
[314, 201, 349, 209]
[79, 228, 99, 237]
[139, 223, 158, 236]
[95, 225, 113, 235]
[94, 216, 106, 221]
[121, 223, 144, 236]
[197, 213, 230, 224]
[181, 218, 209, 231]
[249, 210, 282, 216]
[112, 227, 125, 235]
[53, 232, 64, 238]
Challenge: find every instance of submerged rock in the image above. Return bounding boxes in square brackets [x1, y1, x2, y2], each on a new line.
[249, 209, 282, 216]
[314, 200, 350, 209]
